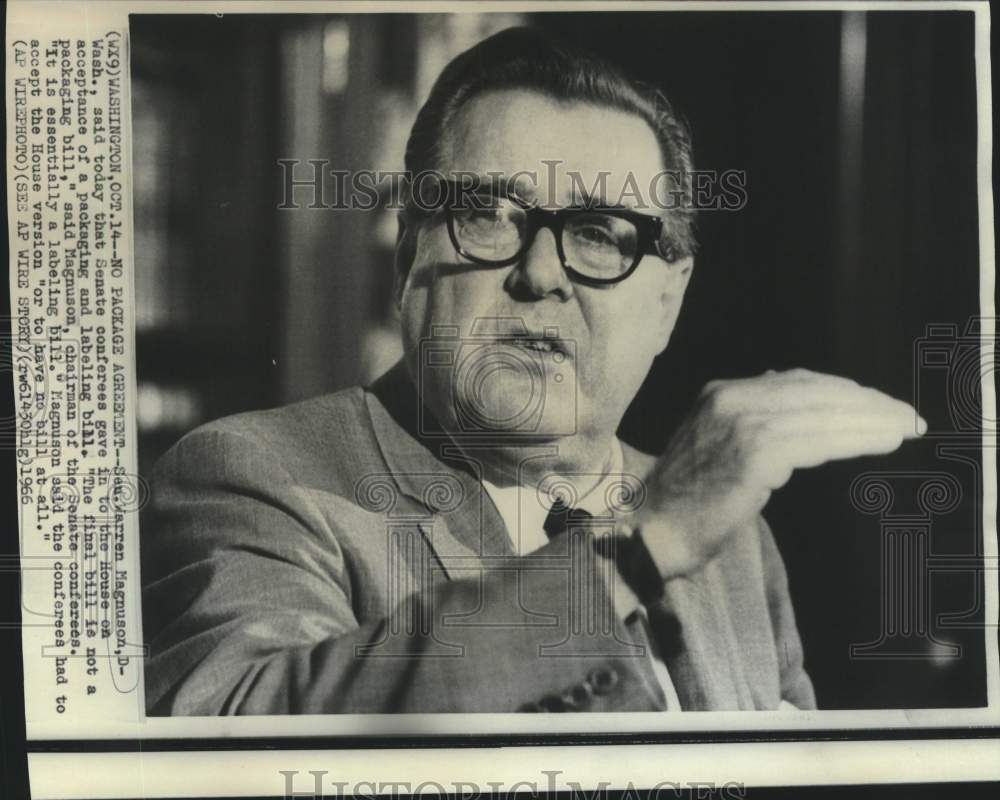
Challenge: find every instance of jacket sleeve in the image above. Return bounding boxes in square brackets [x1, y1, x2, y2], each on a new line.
[141, 427, 662, 715]
[757, 517, 817, 710]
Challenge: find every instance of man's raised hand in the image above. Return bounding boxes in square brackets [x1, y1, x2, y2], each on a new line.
[633, 369, 926, 580]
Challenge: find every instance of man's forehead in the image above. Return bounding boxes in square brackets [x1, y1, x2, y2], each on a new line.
[443, 90, 665, 209]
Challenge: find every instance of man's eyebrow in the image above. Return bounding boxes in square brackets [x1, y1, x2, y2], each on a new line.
[508, 178, 620, 209]
[566, 183, 635, 211]
[575, 196, 631, 211]
[453, 174, 645, 212]
[568, 184, 603, 207]
[450, 174, 533, 199]
[501, 174, 539, 202]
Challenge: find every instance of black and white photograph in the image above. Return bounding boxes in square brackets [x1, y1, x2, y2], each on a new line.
[4, 1, 997, 797]
[129, 8, 993, 718]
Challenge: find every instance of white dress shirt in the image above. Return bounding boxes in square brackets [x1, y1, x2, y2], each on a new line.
[481, 441, 683, 710]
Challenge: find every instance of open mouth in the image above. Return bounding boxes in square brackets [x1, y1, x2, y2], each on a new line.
[495, 336, 567, 356]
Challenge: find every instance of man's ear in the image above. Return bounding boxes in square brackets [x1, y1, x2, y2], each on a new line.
[393, 214, 417, 310]
[653, 255, 694, 355]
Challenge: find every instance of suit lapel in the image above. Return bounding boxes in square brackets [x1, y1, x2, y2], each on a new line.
[365, 362, 514, 577]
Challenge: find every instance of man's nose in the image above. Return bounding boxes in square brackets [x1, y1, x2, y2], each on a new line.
[503, 228, 574, 301]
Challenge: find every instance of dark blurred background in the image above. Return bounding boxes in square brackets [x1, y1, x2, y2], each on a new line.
[129, 11, 988, 711]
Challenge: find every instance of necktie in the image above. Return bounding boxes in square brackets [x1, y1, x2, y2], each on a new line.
[542, 499, 595, 539]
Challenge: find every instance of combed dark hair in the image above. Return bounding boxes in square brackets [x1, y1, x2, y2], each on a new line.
[402, 26, 697, 259]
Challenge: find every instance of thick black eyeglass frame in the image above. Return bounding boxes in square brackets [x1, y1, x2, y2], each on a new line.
[431, 179, 679, 287]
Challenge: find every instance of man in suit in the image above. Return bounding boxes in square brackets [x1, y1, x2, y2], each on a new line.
[141, 28, 922, 715]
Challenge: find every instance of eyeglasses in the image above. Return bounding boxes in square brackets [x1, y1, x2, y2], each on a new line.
[428, 180, 681, 287]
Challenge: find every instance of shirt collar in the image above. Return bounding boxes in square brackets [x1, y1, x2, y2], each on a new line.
[481, 440, 625, 556]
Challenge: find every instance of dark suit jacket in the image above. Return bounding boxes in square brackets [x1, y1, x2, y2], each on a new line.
[141, 361, 816, 714]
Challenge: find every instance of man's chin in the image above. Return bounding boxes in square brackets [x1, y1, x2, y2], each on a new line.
[445, 430, 591, 488]
[447, 396, 578, 441]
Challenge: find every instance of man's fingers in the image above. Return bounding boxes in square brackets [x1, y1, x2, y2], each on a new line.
[768, 427, 910, 472]
[712, 373, 925, 429]
[763, 407, 925, 441]
[680, 370, 927, 497]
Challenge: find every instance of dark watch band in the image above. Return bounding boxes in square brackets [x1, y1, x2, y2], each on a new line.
[592, 524, 664, 606]
[624, 526, 666, 605]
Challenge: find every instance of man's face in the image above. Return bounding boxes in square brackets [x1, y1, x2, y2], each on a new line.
[399, 89, 693, 469]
